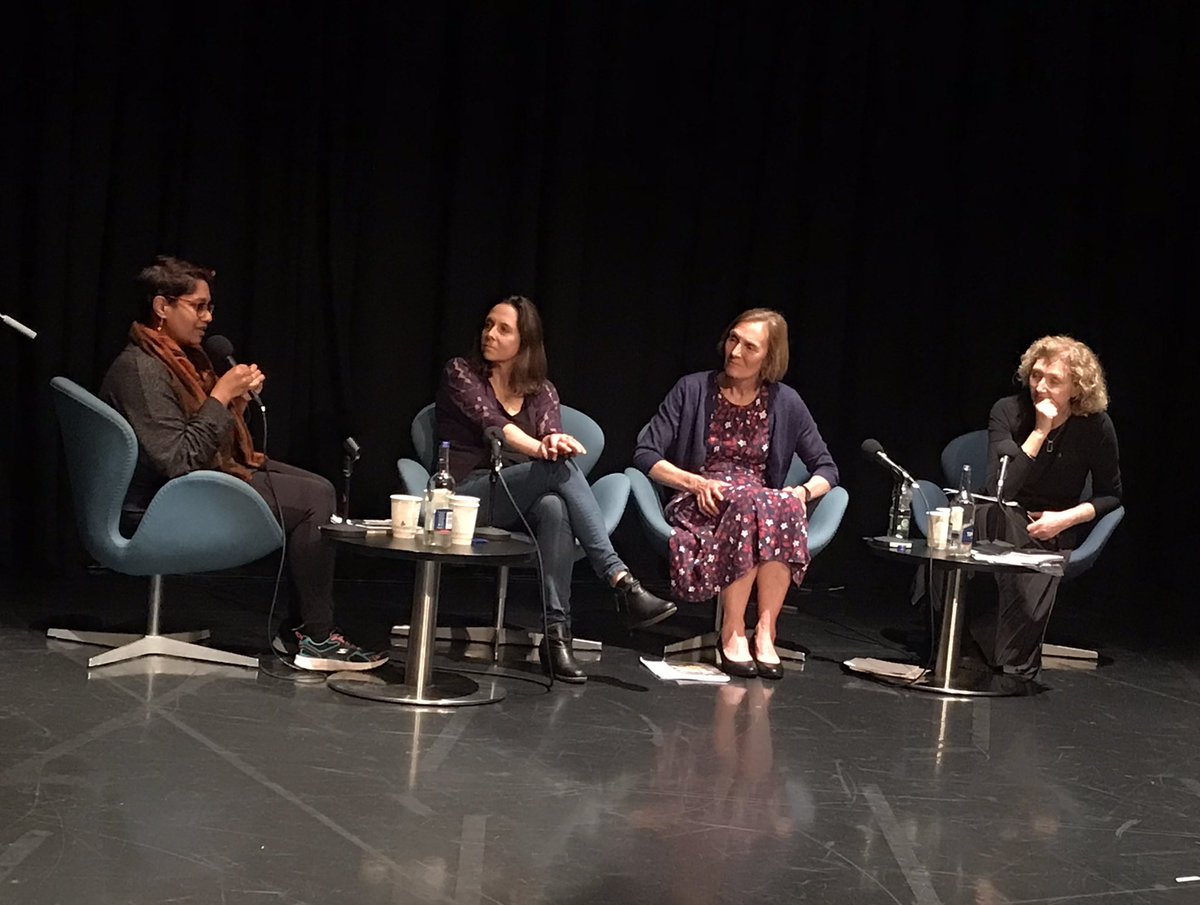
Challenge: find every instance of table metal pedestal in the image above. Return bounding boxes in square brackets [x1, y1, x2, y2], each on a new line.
[861, 539, 1060, 697]
[330, 560, 506, 706]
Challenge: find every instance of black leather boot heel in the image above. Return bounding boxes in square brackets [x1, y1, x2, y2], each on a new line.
[538, 623, 587, 683]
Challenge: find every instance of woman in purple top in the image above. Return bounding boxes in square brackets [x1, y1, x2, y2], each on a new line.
[437, 296, 676, 683]
[633, 309, 839, 679]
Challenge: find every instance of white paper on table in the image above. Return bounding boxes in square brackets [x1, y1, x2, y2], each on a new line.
[969, 550, 1064, 568]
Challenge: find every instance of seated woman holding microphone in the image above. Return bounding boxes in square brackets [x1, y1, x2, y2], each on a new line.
[632, 308, 839, 679]
[100, 256, 386, 672]
[436, 295, 676, 683]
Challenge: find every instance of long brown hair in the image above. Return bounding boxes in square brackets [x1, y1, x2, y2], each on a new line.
[468, 295, 548, 395]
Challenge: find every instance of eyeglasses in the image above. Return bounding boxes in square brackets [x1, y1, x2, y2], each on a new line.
[167, 295, 216, 316]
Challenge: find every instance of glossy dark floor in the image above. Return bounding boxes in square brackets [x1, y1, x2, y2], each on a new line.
[2, 570, 1199, 905]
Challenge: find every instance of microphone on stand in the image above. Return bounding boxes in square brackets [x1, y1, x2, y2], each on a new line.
[862, 439, 919, 540]
[861, 438, 917, 486]
[484, 426, 505, 472]
[2, 313, 37, 340]
[203, 334, 265, 414]
[476, 426, 511, 539]
[994, 439, 1021, 505]
[339, 437, 362, 520]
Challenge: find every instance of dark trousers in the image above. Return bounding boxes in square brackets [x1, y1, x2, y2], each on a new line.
[926, 503, 1071, 679]
[970, 503, 1071, 679]
[249, 460, 337, 639]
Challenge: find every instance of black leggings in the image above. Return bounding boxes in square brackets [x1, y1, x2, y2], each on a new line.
[250, 460, 337, 639]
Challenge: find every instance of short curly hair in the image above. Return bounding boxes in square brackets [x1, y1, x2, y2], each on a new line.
[1016, 335, 1109, 415]
[135, 255, 216, 326]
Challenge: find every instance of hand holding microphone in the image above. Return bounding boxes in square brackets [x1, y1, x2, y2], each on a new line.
[204, 335, 266, 413]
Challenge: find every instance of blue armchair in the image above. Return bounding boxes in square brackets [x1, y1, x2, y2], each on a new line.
[624, 459, 850, 660]
[915, 429, 1126, 659]
[395, 403, 630, 653]
[47, 377, 284, 668]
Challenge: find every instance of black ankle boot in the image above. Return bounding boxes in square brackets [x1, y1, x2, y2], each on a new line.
[538, 623, 587, 684]
[614, 574, 677, 629]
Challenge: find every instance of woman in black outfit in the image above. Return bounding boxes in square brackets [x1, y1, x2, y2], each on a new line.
[974, 334, 1122, 679]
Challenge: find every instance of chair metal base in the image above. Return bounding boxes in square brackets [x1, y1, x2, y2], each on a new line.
[47, 628, 258, 669]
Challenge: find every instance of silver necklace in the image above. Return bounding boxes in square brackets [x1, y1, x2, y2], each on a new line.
[1045, 424, 1065, 453]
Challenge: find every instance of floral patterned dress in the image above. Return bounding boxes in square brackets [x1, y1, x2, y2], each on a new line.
[664, 386, 810, 602]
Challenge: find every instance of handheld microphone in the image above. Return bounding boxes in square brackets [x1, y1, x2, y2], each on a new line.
[861, 438, 917, 486]
[2, 313, 37, 340]
[483, 426, 506, 472]
[204, 334, 265, 413]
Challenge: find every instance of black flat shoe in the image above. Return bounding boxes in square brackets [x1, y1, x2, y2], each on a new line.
[752, 655, 784, 680]
[717, 648, 758, 679]
[538, 623, 587, 684]
[614, 574, 677, 629]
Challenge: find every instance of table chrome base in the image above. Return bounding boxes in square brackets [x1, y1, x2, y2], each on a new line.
[390, 564, 601, 652]
[879, 663, 1037, 697]
[328, 662, 506, 706]
[391, 624, 602, 652]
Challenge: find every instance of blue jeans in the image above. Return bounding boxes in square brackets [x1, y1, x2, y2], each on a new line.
[457, 459, 625, 628]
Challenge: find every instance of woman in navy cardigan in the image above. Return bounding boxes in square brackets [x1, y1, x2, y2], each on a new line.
[633, 309, 839, 679]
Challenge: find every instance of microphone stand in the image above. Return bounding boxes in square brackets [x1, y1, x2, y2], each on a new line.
[339, 437, 361, 521]
[986, 455, 1021, 550]
[475, 448, 511, 540]
[321, 438, 366, 537]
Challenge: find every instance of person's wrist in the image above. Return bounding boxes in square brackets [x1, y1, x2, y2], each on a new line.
[798, 485, 811, 504]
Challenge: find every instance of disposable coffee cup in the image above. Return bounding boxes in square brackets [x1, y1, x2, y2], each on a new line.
[449, 495, 480, 545]
[927, 508, 951, 550]
[390, 494, 422, 538]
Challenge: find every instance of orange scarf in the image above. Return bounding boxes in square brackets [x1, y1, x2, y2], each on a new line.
[128, 322, 265, 480]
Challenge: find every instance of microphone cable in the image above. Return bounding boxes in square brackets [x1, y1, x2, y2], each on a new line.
[492, 463, 555, 690]
[436, 461, 555, 692]
[247, 403, 295, 672]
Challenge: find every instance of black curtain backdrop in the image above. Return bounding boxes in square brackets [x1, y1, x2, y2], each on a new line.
[3, 3, 1196, 610]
